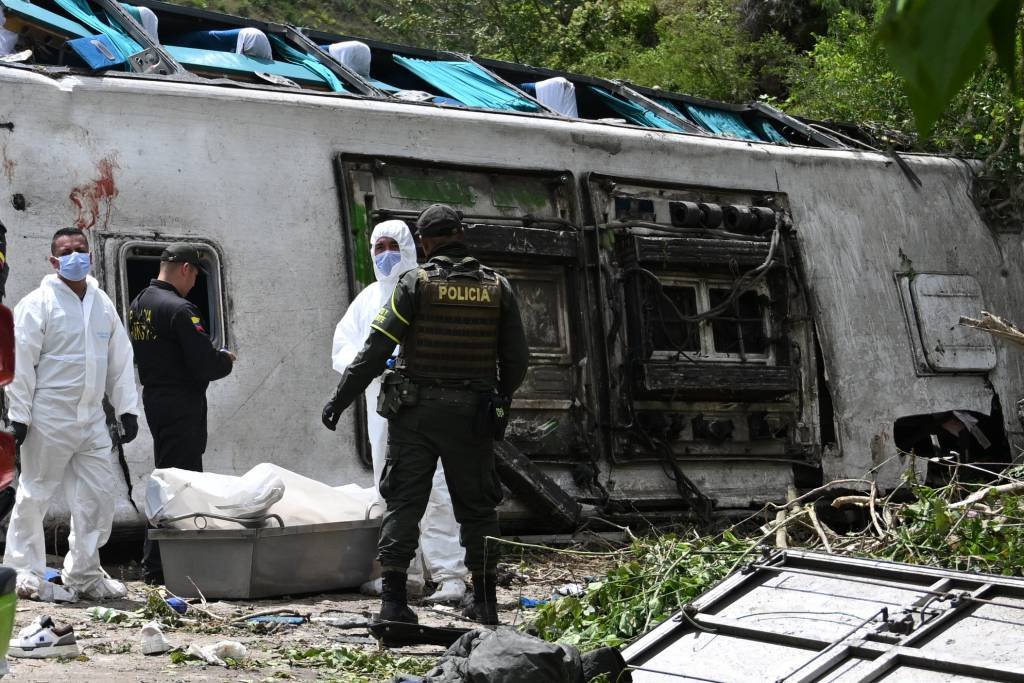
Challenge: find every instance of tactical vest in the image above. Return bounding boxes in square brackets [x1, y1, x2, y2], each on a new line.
[400, 258, 502, 384]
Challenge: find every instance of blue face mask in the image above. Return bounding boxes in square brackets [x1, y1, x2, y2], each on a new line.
[56, 251, 91, 282]
[374, 250, 403, 277]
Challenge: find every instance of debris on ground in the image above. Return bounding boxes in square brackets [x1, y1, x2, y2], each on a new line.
[138, 621, 171, 655]
[5, 465, 1024, 680]
[529, 465, 1024, 653]
[183, 638, 247, 666]
[400, 627, 629, 683]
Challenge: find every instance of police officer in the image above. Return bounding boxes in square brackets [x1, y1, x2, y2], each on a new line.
[129, 243, 235, 585]
[322, 204, 529, 625]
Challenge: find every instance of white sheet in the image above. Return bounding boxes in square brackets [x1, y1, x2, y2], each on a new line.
[327, 40, 371, 77]
[0, 9, 19, 57]
[134, 6, 159, 42]
[145, 463, 377, 529]
[535, 76, 578, 117]
[236, 27, 272, 60]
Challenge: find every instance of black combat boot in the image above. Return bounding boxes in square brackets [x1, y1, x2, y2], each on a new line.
[462, 573, 499, 625]
[377, 571, 418, 624]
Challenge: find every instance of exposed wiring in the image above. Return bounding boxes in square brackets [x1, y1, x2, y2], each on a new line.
[622, 219, 781, 326]
[602, 219, 770, 241]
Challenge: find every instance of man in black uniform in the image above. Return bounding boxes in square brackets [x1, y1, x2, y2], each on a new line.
[322, 204, 529, 625]
[128, 243, 235, 585]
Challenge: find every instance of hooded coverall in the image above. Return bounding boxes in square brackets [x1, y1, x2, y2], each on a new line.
[331, 220, 468, 586]
[4, 275, 139, 597]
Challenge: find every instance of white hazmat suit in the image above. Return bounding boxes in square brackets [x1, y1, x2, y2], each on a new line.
[332, 220, 468, 601]
[4, 274, 140, 600]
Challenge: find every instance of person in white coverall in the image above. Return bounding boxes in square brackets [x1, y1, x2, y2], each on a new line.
[4, 228, 140, 602]
[332, 220, 469, 603]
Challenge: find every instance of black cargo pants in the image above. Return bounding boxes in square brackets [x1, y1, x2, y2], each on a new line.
[141, 386, 209, 579]
[377, 398, 503, 575]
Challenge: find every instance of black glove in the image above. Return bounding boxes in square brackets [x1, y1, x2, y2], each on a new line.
[322, 399, 342, 431]
[120, 413, 139, 444]
[10, 422, 26, 447]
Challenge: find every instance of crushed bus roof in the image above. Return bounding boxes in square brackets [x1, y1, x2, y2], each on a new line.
[0, 0, 847, 148]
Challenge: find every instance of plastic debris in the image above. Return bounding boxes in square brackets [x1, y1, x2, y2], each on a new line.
[185, 639, 247, 667]
[16, 574, 77, 603]
[0, 48, 32, 63]
[165, 597, 188, 614]
[140, 621, 172, 655]
[246, 615, 305, 625]
[311, 613, 371, 628]
[518, 596, 549, 608]
[554, 583, 584, 597]
[86, 606, 134, 623]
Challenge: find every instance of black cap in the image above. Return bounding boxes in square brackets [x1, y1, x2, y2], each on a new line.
[161, 243, 208, 275]
[415, 204, 463, 238]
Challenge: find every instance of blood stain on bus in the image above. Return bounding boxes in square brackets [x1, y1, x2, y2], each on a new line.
[70, 155, 119, 230]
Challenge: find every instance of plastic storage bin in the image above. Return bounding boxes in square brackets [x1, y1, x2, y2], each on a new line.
[149, 517, 380, 599]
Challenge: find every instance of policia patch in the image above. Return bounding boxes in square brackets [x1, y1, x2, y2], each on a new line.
[428, 282, 499, 306]
[402, 268, 501, 382]
[367, 260, 504, 384]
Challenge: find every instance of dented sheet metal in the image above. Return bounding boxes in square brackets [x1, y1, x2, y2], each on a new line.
[622, 550, 1024, 682]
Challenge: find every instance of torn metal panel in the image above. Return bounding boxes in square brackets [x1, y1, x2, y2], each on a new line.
[637, 363, 797, 399]
[622, 550, 1024, 682]
[465, 224, 578, 259]
[494, 441, 581, 531]
[625, 235, 773, 268]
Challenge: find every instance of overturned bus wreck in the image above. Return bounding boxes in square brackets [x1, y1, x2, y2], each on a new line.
[0, 0, 1022, 533]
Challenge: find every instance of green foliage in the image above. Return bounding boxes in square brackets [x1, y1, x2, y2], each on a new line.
[275, 646, 433, 680]
[378, 0, 660, 76]
[530, 481, 1024, 653]
[172, 0, 400, 40]
[541, 0, 660, 74]
[883, 484, 1024, 575]
[787, 4, 1024, 217]
[531, 532, 752, 652]
[787, 7, 912, 131]
[86, 589, 184, 628]
[618, 0, 757, 100]
[878, 0, 1023, 135]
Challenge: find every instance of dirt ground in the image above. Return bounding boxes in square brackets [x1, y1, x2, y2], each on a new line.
[1, 547, 620, 682]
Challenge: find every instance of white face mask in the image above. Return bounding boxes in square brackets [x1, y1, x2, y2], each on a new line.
[55, 251, 91, 281]
[374, 250, 403, 277]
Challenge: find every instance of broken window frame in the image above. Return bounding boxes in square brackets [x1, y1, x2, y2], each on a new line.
[115, 239, 227, 348]
[335, 154, 588, 466]
[495, 265, 572, 365]
[649, 275, 774, 364]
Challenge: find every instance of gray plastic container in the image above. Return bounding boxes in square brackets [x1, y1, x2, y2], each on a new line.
[149, 518, 381, 599]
